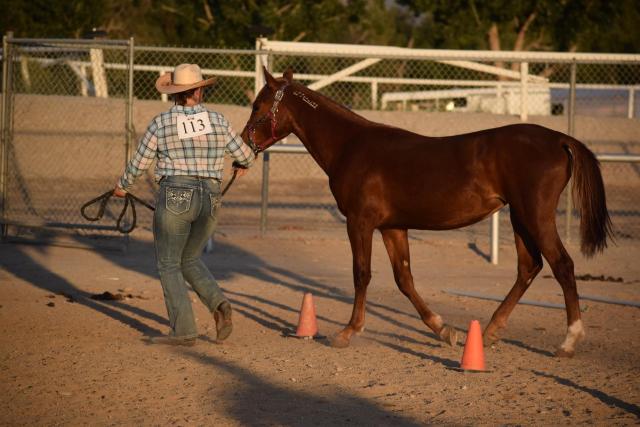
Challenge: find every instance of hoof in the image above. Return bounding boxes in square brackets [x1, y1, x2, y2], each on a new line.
[483, 331, 500, 347]
[439, 325, 457, 347]
[555, 348, 575, 358]
[331, 334, 351, 348]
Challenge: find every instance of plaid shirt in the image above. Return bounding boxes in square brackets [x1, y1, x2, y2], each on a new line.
[118, 104, 255, 190]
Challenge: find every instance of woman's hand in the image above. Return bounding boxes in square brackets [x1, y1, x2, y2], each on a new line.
[234, 168, 248, 178]
[232, 161, 249, 177]
[113, 183, 127, 198]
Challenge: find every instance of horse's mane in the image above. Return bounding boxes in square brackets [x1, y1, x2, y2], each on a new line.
[289, 80, 379, 127]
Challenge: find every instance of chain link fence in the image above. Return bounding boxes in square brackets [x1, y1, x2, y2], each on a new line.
[1, 38, 133, 238]
[1, 37, 639, 249]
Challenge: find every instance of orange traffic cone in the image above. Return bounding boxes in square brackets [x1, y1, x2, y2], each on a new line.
[460, 320, 486, 371]
[295, 292, 319, 338]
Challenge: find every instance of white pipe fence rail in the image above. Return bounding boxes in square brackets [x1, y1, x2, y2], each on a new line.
[12, 43, 640, 118]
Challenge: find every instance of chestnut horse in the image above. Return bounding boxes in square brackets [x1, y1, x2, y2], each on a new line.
[241, 68, 612, 357]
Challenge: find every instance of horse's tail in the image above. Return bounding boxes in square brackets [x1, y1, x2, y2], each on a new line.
[564, 137, 613, 257]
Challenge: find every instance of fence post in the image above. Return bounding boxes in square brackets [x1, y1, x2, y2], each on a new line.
[629, 87, 635, 119]
[79, 65, 89, 97]
[565, 60, 577, 243]
[255, 38, 268, 97]
[159, 71, 168, 103]
[520, 61, 529, 121]
[371, 80, 378, 110]
[490, 62, 529, 263]
[490, 211, 499, 265]
[258, 50, 273, 237]
[125, 37, 135, 164]
[260, 151, 270, 236]
[1, 32, 12, 240]
[89, 46, 108, 98]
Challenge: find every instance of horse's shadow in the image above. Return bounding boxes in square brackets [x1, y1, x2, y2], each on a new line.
[75, 232, 453, 360]
[531, 369, 640, 418]
[370, 338, 458, 369]
[501, 338, 554, 357]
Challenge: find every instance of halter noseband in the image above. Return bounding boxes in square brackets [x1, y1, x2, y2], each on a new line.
[247, 83, 289, 153]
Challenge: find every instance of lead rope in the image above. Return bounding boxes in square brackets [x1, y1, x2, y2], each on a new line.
[80, 169, 238, 234]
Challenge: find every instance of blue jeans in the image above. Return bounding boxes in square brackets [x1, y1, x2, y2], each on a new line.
[154, 176, 226, 339]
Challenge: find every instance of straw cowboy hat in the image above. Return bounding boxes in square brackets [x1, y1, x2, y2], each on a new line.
[155, 63, 216, 94]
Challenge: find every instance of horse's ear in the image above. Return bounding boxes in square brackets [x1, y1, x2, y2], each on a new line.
[283, 68, 293, 83]
[263, 66, 277, 89]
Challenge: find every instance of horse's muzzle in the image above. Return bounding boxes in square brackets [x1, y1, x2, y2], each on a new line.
[241, 126, 262, 154]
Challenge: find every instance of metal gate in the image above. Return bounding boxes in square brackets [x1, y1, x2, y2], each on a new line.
[1, 37, 134, 237]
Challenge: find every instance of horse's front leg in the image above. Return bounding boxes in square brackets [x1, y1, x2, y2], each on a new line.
[381, 228, 457, 346]
[332, 219, 374, 348]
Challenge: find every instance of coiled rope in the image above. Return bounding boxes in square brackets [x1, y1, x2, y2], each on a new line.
[80, 169, 238, 234]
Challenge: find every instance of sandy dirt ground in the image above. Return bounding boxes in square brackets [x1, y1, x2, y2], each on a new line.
[1, 224, 639, 426]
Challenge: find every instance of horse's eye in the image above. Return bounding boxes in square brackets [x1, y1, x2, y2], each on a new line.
[252, 104, 259, 113]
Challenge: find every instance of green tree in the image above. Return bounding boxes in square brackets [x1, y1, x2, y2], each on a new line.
[2, 0, 637, 54]
[1, 0, 107, 38]
[397, 0, 640, 53]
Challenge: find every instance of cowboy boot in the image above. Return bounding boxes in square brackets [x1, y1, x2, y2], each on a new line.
[213, 301, 233, 341]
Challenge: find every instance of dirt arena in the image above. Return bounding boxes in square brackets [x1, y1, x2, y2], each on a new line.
[1, 92, 639, 425]
[1, 224, 639, 425]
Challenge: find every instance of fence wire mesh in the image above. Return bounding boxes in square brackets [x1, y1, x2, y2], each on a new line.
[2, 40, 132, 236]
[1, 38, 639, 246]
[133, 47, 257, 105]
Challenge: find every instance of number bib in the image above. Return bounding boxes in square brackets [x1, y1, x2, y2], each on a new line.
[177, 111, 213, 140]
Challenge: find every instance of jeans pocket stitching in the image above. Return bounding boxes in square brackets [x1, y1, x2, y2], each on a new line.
[209, 193, 221, 217]
[166, 187, 194, 215]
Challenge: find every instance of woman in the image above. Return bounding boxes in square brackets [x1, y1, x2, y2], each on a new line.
[114, 63, 255, 346]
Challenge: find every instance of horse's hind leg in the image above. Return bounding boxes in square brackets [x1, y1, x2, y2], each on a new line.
[502, 210, 584, 357]
[381, 228, 457, 346]
[332, 219, 374, 348]
[537, 228, 585, 357]
[484, 212, 543, 345]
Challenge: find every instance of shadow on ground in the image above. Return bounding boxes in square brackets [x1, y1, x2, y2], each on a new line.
[531, 370, 640, 418]
[181, 348, 426, 426]
[1, 241, 167, 336]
